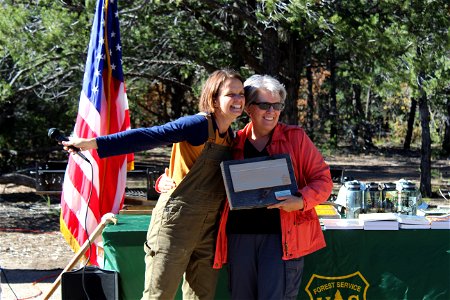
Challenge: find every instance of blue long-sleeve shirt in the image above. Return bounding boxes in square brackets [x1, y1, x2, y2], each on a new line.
[96, 114, 209, 158]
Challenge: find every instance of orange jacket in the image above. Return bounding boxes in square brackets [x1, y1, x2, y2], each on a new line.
[213, 122, 333, 269]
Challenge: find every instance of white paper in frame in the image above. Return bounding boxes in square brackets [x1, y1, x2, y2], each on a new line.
[229, 158, 292, 192]
[220, 154, 299, 210]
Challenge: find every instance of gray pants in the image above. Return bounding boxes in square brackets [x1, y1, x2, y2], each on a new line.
[228, 234, 305, 300]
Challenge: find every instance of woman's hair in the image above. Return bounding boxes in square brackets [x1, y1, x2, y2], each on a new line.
[244, 74, 287, 107]
[198, 69, 243, 113]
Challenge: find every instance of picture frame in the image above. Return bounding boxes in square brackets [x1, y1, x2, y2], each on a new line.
[220, 154, 298, 210]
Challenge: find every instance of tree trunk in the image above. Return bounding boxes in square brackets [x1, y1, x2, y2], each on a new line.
[353, 84, 363, 115]
[418, 84, 432, 197]
[363, 88, 374, 149]
[329, 44, 338, 146]
[404, 98, 417, 151]
[306, 63, 314, 139]
[261, 27, 280, 76]
[258, 25, 305, 126]
[353, 84, 363, 145]
[171, 84, 185, 119]
[365, 88, 371, 120]
[442, 97, 450, 155]
[280, 33, 303, 126]
[0, 173, 36, 188]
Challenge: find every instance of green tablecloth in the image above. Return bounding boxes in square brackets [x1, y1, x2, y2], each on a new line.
[103, 214, 450, 300]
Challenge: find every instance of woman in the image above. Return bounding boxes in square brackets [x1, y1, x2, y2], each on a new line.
[63, 69, 245, 300]
[213, 74, 333, 299]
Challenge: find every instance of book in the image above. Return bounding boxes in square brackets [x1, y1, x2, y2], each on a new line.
[315, 204, 341, 219]
[399, 223, 431, 229]
[321, 218, 364, 230]
[364, 221, 399, 230]
[417, 208, 450, 216]
[395, 214, 430, 225]
[363, 220, 399, 230]
[426, 215, 450, 229]
[396, 214, 430, 229]
[359, 212, 398, 222]
[359, 213, 399, 230]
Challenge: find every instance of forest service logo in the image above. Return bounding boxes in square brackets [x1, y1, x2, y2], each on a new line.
[305, 271, 369, 300]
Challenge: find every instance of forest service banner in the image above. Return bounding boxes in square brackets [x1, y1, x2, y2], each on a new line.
[60, 0, 133, 266]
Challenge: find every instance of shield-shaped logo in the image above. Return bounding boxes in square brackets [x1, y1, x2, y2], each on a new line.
[305, 271, 369, 300]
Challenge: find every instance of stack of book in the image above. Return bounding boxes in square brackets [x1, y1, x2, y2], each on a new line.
[395, 214, 431, 229]
[416, 206, 450, 229]
[321, 218, 364, 230]
[425, 214, 450, 229]
[417, 208, 450, 217]
[359, 213, 399, 230]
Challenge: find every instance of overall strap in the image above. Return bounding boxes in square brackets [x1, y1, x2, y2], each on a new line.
[206, 114, 216, 142]
[204, 113, 234, 145]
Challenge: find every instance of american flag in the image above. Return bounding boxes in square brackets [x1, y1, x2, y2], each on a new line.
[60, 0, 133, 266]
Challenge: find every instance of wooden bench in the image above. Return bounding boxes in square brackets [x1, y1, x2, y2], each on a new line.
[31, 161, 67, 196]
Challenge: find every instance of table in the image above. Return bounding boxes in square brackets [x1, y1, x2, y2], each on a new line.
[103, 215, 450, 300]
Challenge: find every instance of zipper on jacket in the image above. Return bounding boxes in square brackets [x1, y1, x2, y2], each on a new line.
[284, 242, 289, 256]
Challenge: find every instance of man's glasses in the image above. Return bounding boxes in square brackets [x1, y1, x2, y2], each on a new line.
[250, 102, 285, 111]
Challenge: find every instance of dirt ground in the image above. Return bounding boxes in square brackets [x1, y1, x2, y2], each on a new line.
[0, 185, 71, 299]
[0, 152, 449, 299]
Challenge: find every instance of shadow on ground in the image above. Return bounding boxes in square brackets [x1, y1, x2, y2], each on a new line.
[1, 268, 62, 284]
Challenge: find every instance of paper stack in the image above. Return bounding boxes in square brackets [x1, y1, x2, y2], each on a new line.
[359, 213, 399, 230]
[417, 208, 450, 217]
[321, 218, 364, 230]
[395, 214, 431, 229]
[425, 214, 450, 229]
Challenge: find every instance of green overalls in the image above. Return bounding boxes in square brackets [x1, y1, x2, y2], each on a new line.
[143, 116, 232, 300]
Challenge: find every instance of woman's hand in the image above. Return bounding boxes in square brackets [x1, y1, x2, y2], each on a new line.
[267, 194, 304, 212]
[62, 137, 97, 154]
[156, 168, 176, 193]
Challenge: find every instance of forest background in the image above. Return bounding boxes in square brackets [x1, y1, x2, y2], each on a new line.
[0, 0, 449, 197]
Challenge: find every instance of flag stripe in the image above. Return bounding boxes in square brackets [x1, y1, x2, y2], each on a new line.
[77, 92, 101, 135]
[62, 162, 99, 233]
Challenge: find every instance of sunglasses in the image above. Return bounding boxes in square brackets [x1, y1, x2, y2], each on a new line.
[250, 102, 285, 111]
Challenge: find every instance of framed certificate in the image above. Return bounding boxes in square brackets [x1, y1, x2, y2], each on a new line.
[220, 154, 298, 210]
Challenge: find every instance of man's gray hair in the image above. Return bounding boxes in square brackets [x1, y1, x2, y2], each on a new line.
[244, 74, 287, 107]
